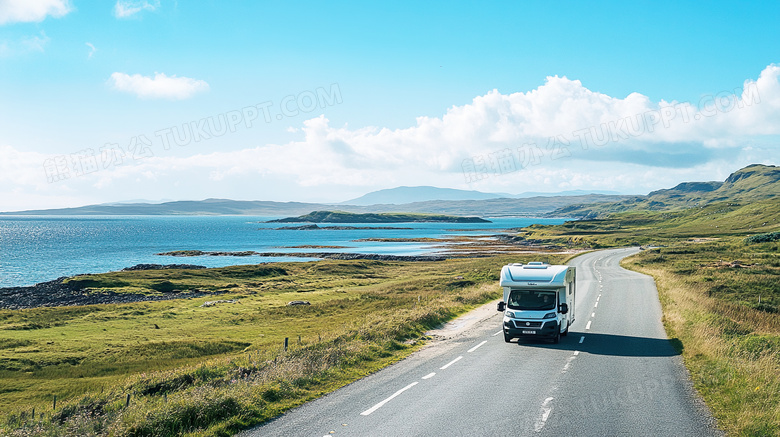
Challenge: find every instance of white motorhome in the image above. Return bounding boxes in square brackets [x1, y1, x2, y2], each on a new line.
[497, 262, 575, 343]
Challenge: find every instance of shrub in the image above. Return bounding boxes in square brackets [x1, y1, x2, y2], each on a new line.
[745, 232, 780, 244]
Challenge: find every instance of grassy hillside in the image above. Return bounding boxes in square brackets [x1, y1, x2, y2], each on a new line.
[526, 198, 780, 248]
[553, 164, 779, 219]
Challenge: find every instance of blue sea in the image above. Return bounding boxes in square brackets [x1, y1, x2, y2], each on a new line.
[0, 216, 568, 288]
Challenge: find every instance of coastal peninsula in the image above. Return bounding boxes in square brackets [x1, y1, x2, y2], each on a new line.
[267, 210, 491, 223]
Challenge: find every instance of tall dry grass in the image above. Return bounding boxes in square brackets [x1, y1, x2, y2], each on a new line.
[629, 262, 780, 436]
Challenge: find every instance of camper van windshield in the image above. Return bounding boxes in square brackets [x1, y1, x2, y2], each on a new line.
[507, 290, 556, 311]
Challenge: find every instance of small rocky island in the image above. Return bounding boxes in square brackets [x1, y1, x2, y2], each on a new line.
[273, 224, 413, 230]
[267, 211, 491, 223]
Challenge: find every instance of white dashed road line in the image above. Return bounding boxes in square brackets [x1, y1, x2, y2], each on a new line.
[361, 382, 419, 416]
[440, 356, 463, 370]
[361, 300, 594, 425]
[467, 340, 487, 353]
[562, 355, 576, 373]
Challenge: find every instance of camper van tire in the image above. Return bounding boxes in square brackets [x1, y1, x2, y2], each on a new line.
[504, 332, 511, 343]
[552, 329, 560, 344]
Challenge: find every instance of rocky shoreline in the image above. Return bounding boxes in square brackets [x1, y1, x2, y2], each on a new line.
[0, 264, 218, 310]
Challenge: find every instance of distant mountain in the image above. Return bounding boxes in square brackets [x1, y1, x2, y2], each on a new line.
[550, 164, 780, 218]
[1, 194, 632, 217]
[341, 186, 512, 205]
[514, 189, 622, 198]
[1, 199, 334, 217]
[341, 186, 622, 205]
[100, 199, 175, 206]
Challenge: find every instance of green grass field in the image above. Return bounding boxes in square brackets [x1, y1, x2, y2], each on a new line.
[0, 254, 568, 436]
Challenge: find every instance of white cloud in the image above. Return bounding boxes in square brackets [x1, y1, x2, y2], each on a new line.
[85, 42, 96, 59]
[113, 0, 159, 18]
[0, 30, 50, 57]
[20, 30, 49, 52]
[109, 72, 210, 100]
[0, 0, 71, 24]
[3, 65, 780, 211]
[117, 64, 778, 191]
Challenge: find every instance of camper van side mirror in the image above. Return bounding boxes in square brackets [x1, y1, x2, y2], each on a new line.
[497, 301, 506, 312]
[559, 303, 569, 314]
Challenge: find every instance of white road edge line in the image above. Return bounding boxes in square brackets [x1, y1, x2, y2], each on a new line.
[585, 320, 592, 330]
[493, 330, 503, 336]
[573, 350, 580, 355]
[594, 301, 598, 308]
[361, 382, 419, 416]
[592, 312, 596, 317]
[533, 396, 555, 432]
[579, 336, 585, 344]
[468, 340, 487, 353]
[440, 356, 463, 370]
[422, 372, 436, 380]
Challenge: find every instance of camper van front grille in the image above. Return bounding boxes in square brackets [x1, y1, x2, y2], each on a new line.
[513, 321, 542, 329]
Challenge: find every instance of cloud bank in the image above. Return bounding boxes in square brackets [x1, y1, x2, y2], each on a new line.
[2, 65, 779, 210]
[114, 0, 159, 18]
[0, 0, 71, 24]
[109, 72, 210, 100]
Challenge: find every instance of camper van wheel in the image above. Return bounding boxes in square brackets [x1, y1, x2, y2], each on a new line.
[561, 325, 569, 336]
[552, 330, 560, 344]
[504, 332, 511, 343]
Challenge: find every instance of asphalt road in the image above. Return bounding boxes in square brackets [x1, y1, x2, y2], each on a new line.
[239, 248, 721, 436]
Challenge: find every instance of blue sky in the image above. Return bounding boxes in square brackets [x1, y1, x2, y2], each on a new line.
[1, 0, 779, 211]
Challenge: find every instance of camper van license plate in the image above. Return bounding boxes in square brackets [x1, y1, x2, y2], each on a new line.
[522, 330, 536, 334]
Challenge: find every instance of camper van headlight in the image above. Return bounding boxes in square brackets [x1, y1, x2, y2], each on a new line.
[543, 312, 556, 319]
[504, 310, 515, 319]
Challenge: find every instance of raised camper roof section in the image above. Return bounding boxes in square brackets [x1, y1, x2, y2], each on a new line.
[499, 262, 570, 286]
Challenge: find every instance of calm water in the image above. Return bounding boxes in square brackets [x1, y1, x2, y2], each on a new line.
[0, 216, 568, 288]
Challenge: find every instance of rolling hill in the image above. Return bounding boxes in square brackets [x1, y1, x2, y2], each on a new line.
[341, 185, 623, 205]
[1, 194, 631, 217]
[550, 164, 780, 219]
